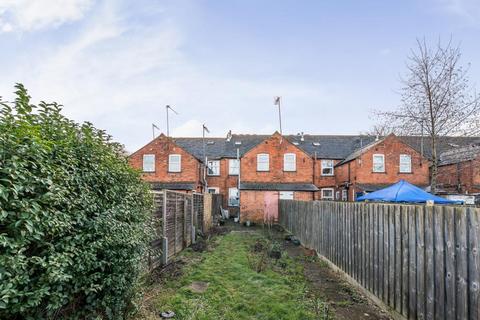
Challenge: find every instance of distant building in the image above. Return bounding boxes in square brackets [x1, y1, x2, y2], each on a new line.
[437, 144, 480, 197]
[128, 132, 479, 222]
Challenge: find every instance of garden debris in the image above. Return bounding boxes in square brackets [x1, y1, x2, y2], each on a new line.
[149, 259, 185, 284]
[253, 239, 266, 252]
[160, 310, 175, 318]
[191, 239, 207, 252]
[291, 238, 301, 246]
[187, 281, 209, 293]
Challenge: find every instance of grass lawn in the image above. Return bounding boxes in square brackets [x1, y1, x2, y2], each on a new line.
[136, 230, 326, 320]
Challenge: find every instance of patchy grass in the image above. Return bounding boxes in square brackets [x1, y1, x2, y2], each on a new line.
[135, 231, 325, 320]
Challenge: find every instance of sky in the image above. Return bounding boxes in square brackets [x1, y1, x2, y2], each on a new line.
[0, 0, 479, 152]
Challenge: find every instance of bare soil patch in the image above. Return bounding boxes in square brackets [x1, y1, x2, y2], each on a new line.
[285, 243, 392, 320]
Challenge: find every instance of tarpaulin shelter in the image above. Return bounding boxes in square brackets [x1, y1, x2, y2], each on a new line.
[356, 180, 463, 204]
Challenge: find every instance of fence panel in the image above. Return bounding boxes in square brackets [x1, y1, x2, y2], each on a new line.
[278, 200, 480, 320]
[148, 190, 218, 268]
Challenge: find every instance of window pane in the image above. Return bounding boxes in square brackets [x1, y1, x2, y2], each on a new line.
[228, 188, 239, 206]
[321, 188, 334, 200]
[257, 154, 269, 171]
[229, 159, 239, 175]
[279, 191, 294, 200]
[168, 154, 181, 172]
[400, 154, 411, 173]
[283, 153, 296, 171]
[373, 154, 384, 172]
[143, 154, 155, 172]
[207, 160, 220, 175]
[321, 160, 334, 175]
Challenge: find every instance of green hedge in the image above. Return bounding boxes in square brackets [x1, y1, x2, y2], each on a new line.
[0, 84, 153, 319]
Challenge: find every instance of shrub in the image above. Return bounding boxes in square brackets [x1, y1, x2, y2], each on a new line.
[0, 84, 153, 319]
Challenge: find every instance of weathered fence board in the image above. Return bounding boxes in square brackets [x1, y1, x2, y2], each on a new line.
[279, 200, 480, 320]
[148, 190, 221, 268]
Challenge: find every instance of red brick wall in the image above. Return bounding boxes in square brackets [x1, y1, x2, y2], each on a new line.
[334, 135, 430, 201]
[206, 158, 240, 209]
[128, 134, 202, 187]
[437, 157, 480, 194]
[240, 133, 314, 183]
[240, 190, 313, 223]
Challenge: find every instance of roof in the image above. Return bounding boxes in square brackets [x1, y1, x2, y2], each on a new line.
[239, 182, 319, 191]
[438, 145, 480, 166]
[285, 134, 376, 159]
[173, 134, 268, 161]
[149, 182, 196, 191]
[336, 136, 386, 166]
[137, 133, 480, 163]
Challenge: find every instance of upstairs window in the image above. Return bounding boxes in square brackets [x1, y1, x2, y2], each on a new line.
[399, 154, 412, 173]
[229, 159, 240, 175]
[372, 154, 385, 173]
[257, 154, 269, 171]
[143, 154, 155, 172]
[168, 154, 181, 172]
[321, 160, 334, 176]
[207, 160, 220, 176]
[283, 153, 296, 171]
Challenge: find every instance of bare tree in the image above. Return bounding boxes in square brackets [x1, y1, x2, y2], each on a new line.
[375, 38, 480, 193]
[361, 122, 400, 137]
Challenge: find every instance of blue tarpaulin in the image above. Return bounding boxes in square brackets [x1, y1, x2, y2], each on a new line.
[356, 180, 463, 204]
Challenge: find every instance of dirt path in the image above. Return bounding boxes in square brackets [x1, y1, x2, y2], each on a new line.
[284, 241, 391, 320]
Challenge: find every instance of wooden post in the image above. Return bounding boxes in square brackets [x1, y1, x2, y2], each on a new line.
[162, 189, 168, 265]
[183, 198, 188, 247]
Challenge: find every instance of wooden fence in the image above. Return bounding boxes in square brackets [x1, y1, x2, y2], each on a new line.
[279, 200, 480, 320]
[148, 191, 223, 268]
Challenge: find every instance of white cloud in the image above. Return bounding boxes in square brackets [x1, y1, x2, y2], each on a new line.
[0, 0, 93, 32]
[0, 0, 350, 152]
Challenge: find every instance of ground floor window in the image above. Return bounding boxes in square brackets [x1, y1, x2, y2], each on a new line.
[342, 189, 348, 201]
[279, 191, 294, 200]
[321, 188, 334, 200]
[228, 187, 239, 206]
[207, 187, 219, 194]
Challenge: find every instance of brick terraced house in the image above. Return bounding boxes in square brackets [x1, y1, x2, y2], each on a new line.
[334, 134, 430, 201]
[129, 132, 480, 222]
[437, 144, 480, 195]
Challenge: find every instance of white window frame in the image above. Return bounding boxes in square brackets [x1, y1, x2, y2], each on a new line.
[342, 189, 348, 201]
[399, 154, 412, 173]
[168, 154, 181, 172]
[257, 153, 270, 171]
[335, 191, 340, 200]
[207, 187, 219, 194]
[283, 153, 296, 172]
[321, 188, 335, 200]
[207, 160, 220, 176]
[229, 159, 240, 175]
[321, 159, 334, 176]
[279, 191, 294, 200]
[228, 187, 239, 206]
[142, 154, 155, 172]
[372, 154, 385, 173]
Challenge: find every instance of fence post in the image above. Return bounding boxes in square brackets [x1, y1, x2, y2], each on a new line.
[191, 195, 196, 244]
[183, 198, 188, 247]
[162, 189, 168, 265]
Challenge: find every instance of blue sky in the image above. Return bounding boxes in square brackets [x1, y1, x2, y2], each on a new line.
[0, 0, 479, 151]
